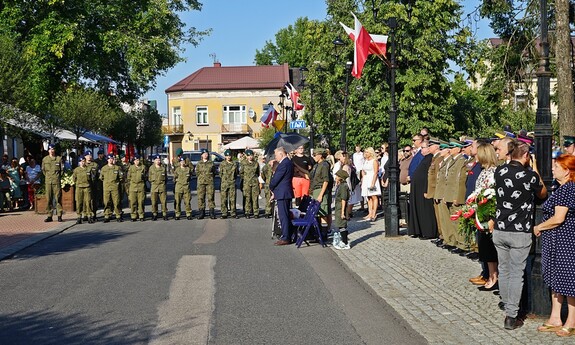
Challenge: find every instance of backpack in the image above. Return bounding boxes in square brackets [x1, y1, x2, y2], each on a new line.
[349, 165, 360, 190]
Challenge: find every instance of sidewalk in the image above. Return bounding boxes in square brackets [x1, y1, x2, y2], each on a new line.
[332, 213, 566, 345]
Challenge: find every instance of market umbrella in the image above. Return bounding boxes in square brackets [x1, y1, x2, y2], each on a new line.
[264, 132, 309, 159]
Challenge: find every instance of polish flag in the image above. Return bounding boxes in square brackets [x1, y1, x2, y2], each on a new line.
[340, 22, 388, 57]
[285, 82, 305, 110]
[260, 106, 278, 128]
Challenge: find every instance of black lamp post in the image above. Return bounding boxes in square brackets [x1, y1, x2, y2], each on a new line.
[341, 61, 353, 152]
[278, 91, 286, 132]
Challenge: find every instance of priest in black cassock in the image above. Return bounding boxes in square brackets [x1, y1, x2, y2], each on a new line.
[407, 139, 439, 239]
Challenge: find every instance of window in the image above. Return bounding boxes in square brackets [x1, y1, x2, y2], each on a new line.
[171, 106, 181, 126]
[196, 106, 208, 125]
[223, 105, 246, 124]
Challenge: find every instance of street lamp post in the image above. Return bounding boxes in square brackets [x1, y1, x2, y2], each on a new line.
[341, 61, 353, 152]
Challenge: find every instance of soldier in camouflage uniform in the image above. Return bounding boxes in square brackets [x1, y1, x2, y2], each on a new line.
[219, 149, 239, 219]
[93, 149, 107, 208]
[41, 144, 63, 222]
[84, 150, 99, 222]
[173, 157, 193, 220]
[148, 155, 168, 220]
[127, 154, 147, 221]
[260, 157, 275, 218]
[119, 154, 130, 208]
[73, 156, 93, 224]
[240, 149, 260, 218]
[100, 153, 123, 222]
[195, 149, 216, 219]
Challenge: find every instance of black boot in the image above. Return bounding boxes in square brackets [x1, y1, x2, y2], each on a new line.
[163, 215, 168, 221]
[44, 216, 53, 222]
[76, 217, 82, 224]
[197, 209, 205, 219]
[57, 216, 63, 222]
[209, 208, 216, 219]
[152, 214, 157, 221]
[340, 230, 348, 245]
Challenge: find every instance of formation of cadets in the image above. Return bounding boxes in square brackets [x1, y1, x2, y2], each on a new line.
[43, 147, 274, 224]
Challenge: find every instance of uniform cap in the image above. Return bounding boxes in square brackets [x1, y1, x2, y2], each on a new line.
[78, 156, 85, 163]
[84, 150, 92, 156]
[448, 138, 464, 148]
[564, 135, 575, 147]
[153, 155, 161, 160]
[179, 156, 185, 162]
[106, 153, 114, 159]
[335, 169, 349, 180]
[200, 148, 209, 154]
[245, 149, 253, 156]
[133, 154, 140, 160]
[517, 134, 534, 145]
[48, 144, 56, 149]
[313, 148, 326, 156]
[224, 149, 232, 156]
[428, 137, 441, 146]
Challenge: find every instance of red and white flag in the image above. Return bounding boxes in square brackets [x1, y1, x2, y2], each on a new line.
[260, 106, 278, 128]
[285, 82, 305, 110]
[339, 13, 386, 78]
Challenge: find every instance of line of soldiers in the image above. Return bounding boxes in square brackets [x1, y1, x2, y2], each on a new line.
[67, 148, 274, 223]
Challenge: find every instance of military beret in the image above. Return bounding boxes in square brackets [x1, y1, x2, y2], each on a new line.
[153, 155, 161, 160]
[313, 148, 326, 155]
[107, 153, 115, 159]
[245, 149, 254, 156]
[78, 156, 85, 162]
[335, 169, 349, 180]
[564, 135, 575, 147]
[200, 148, 209, 154]
[179, 156, 185, 162]
[133, 154, 140, 160]
[48, 144, 56, 149]
[224, 149, 232, 156]
[84, 150, 92, 156]
[517, 134, 534, 145]
[176, 147, 184, 156]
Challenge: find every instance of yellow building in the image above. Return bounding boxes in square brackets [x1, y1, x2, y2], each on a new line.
[164, 62, 290, 158]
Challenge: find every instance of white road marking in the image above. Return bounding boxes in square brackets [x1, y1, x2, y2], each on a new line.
[149, 255, 215, 345]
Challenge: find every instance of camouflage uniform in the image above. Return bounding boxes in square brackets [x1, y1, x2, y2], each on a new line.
[94, 155, 107, 207]
[148, 164, 168, 219]
[261, 162, 273, 217]
[85, 160, 99, 219]
[73, 164, 92, 220]
[127, 162, 147, 220]
[219, 159, 238, 218]
[195, 159, 216, 219]
[240, 158, 260, 218]
[100, 163, 122, 220]
[173, 164, 193, 219]
[41, 154, 62, 218]
[120, 160, 130, 207]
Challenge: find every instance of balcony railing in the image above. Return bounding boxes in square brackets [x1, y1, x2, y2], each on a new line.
[162, 124, 184, 134]
[221, 123, 251, 134]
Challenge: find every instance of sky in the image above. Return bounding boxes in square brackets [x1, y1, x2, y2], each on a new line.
[144, 0, 494, 115]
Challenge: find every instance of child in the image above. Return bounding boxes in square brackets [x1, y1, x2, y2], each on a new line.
[333, 169, 350, 249]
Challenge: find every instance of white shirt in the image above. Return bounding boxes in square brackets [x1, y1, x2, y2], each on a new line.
[352, 151, 365, 170]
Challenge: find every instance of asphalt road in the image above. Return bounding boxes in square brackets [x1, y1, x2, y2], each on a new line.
[0, 192, 426, 345]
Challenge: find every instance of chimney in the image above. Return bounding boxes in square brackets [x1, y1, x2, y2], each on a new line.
[213, 62, 221, 67]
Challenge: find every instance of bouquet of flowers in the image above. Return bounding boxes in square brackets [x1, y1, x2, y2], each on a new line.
[451, 182, 497, 244]
[60, 169, 74, 187]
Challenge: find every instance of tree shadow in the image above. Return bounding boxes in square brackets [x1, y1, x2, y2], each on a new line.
[5, 230, 131, 260]
[0, 310, 152, 345]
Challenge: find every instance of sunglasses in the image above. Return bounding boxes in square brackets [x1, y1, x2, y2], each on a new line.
[403, 149, 411, 152]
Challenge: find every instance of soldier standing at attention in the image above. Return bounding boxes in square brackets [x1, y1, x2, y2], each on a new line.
[127, 154, 146, 221]
[240, 150, 260, 218]
[93, 149, 106, 209]
[73, 156, 93, 224]
[195, 149, 216, 219]
[148, 155, 168, 221]
[119, 154, 130, 209]
[260, 157, 275, 218]
[173, 157, 192, 220]
[42, 143, 62, 222]
[100, 153, 123, 222]
[219, 149, 239, 219]
[84, 150, 99, 222]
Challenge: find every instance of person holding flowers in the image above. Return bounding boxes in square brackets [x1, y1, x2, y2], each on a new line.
[533, 154, 575, 337]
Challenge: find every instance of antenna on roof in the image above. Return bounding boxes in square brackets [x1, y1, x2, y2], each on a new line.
[209, 53, 217, 63]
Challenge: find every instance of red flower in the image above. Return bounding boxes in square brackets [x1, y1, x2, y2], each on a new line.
[463, 208, 475, 219]
[450, 214, 460, 221]
[467, 170, 474, 175]
[478, 198, 488, 205]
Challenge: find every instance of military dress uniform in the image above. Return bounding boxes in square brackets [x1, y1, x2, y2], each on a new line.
[261, 161, 274, 217]
[148, 162, 168, 220]
[240, 151, 260, 218]
[219, 151, 239, 219]
[41, 147, 62, 221]
[100, 159, 123, 222]
[443, 140, 468, 251]
[195, 154, 216, 219]
[433, 147, 452, 246]
[173, 160, 193, 220]
[72, 161, 93, 223]
[127, 159, 147, 221]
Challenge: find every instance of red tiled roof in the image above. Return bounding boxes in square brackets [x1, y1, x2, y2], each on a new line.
[165, 63, 290, 93]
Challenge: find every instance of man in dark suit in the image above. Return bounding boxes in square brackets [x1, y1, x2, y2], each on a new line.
[269, 147, 294, 246]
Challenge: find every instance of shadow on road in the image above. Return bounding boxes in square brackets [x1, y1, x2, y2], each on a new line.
[0, 310, 151, 345]
[7, 230, 131, 260]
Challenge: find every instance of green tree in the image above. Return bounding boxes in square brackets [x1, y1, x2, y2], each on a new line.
[129, 107, 163, 154]
[0, 33, 35, 118]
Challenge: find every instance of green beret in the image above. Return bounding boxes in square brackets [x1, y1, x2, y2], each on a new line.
[245, 149, 253, 156]
[176, 148, 184, 156]
[313, 148, 326, 156]
[564, 136, 575, 147]
[335, 169, 349, 180]
[224, 149, 232, 156]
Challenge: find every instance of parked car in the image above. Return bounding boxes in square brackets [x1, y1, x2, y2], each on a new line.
[181, 151, 225, 175]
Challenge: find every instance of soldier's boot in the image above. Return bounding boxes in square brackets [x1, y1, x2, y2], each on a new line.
[152, 214, 158, 221]
[88, 217, 95, 224]
[57, 216, 63, 222]
[83, 216, 89, 221]
[221, 213, 228, 219]
[44, 216, 53, 223]
[209, 208, 216, 219]
[163, 214, 168, 221]
[76, 217, 82, 224]
[197, 209, 205, 220]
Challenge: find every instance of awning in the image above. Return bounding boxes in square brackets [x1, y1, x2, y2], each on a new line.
[4, 117, 92, 142]
[222, 136, 260, 150]
[82, 131, 118, 144]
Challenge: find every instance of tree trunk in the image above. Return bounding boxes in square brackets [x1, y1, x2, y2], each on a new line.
[556, 0, 575, 140]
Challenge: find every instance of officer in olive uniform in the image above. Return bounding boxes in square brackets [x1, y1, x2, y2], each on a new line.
[148, 155, 168, 220]
[42, 144, 63, 222]
[195, 149, 216, 219]
[93, 149, 106, 208]
[127, 154, 147, 221]
[173, 157, 193, 220]
[240, 149, 260, 218]
[260, 157, 275, 218]
[219, 149, 239, 219]
[100, 153, 123, 222]
[84, 150, 99, 222]
[442, 139, 468, 252]
[73, 156, 93, 224]
[119, 154, 130, 208]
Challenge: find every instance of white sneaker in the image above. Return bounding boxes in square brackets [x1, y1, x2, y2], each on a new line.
[334, 242, 350, 250]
